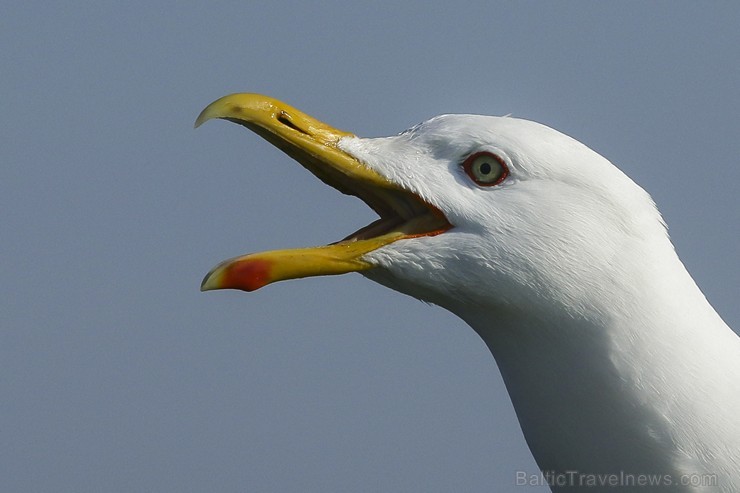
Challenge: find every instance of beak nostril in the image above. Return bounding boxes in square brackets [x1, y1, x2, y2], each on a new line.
[277, 110, 309, 135]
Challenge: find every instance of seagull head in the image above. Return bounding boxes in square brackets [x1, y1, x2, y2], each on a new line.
[198, 94, 666, 322]
[197, 94, 740, 488]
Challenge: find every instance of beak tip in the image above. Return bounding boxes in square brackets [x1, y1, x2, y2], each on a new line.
[194, 111, 210, 129]
[200, 269, 221, 292]
[195, 93, 250, 129]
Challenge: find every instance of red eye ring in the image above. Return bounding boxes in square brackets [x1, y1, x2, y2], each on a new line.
[463, 151, 509, 186]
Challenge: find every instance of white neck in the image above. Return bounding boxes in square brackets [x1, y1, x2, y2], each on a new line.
[456, 244, 740, 491]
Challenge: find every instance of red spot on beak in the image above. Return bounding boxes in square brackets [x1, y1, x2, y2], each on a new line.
[222, 258, 273, 292]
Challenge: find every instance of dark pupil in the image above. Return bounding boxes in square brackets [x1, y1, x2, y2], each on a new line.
[479, 162, 492, 175]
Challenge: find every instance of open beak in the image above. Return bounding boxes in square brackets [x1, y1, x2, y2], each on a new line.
[196, 93, 450, 292]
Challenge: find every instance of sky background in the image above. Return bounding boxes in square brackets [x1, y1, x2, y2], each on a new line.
[2, 2, 739, 492]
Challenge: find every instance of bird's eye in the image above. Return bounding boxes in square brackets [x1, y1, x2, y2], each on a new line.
[463, 152, 508, 186]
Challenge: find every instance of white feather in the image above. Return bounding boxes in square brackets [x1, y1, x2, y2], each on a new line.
[339, 115, 740, 492]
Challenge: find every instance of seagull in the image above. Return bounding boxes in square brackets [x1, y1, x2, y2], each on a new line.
[196, 94, 740, 492]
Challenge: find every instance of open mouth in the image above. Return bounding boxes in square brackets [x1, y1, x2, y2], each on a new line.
[333, 174, 449, 244]
[196, 93, 451, 292]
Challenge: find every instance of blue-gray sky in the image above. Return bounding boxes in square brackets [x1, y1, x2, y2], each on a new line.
[2, 2, 738, 492]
